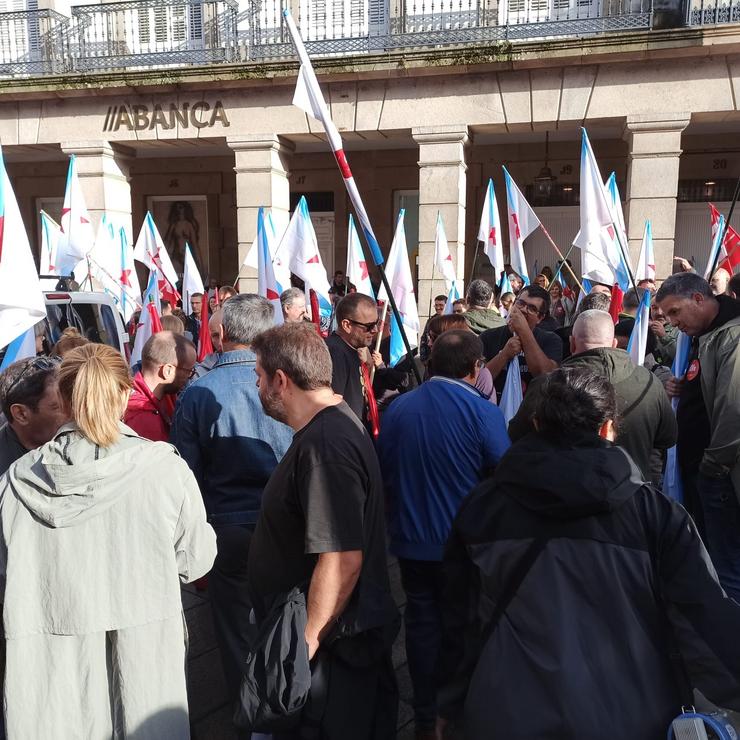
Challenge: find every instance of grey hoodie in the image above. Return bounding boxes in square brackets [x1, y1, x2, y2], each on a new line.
[508, 347, 677, 481]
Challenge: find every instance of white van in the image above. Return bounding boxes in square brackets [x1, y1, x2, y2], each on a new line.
[43, 290, 130, 358]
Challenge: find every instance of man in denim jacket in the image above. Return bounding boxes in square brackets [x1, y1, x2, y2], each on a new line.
[171, 294, 293, 713]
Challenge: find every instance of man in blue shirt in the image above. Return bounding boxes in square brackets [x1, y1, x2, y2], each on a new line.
[171, 293, 293, 716]
[377, 329, 510, 740]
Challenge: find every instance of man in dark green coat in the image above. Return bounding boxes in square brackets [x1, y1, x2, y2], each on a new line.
[509, 309, 676, 481]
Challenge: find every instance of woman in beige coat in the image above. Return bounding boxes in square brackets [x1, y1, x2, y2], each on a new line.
[0, 343, 217, 739]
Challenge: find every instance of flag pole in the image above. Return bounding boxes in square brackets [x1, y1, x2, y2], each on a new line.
[538, 224, 584, 294]
[709, 176, 740, 280]
[468, 240, 481, 293]
[551, 243, 575, 286]
[370, 299, 389, 384]
[283, 9, 421, 384]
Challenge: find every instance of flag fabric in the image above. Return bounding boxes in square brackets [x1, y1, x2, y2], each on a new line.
[346, 214, 375, 299]
[443, 283, 461, 315]
[705, 213, 726, 280]
[0, 326, 38, 370]
[636, 220, 656, 282]
[133, 212, 180, 304]
[197, 294, 214, 362]
[242, 210, 290, 292]
[434, 212, 457, 291]
[57, 155, 95, 277]
[709, 203, 740, 275]
[378, 210, 419, 367]
[277, 196, 332, 324]
[608, 284, 624, 324]
[573, 130, 629, 289]
[499, 357, 523, 423]
[605, 173, 632, 276]
[257, 207, 284, 325]
[627, 289, 651, 366]
[0, 146, 47, 352]
[478, 178, 505, 276]
[117, 227, 140, 324]
[663, 331, 691, 503]
[39, 210, 60, 276]
[286, 11, 384, 268]
[502, 167, 539, 286]
[129, 271, 163, 367]
[499, 271, 514, 296]
[183, 244, 205, 316]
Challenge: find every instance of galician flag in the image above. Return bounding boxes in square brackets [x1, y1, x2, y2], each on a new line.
[478, 178, 504, 277]
[705, 213, 725, 280]
[604, 172, 632, 290]
[117, 227, 140, 324]
[257, 207, 284, 324]
[346, 214, 375, 299]
[499, 357, 523, 423]
[277, 196, 332, 323]
[57, 154, 95, 277]
[503, 166, 539, 285]
[0, 144, 46, 353]
[183, 243, 205, 316]
[40, 210, 60, 276]
[133, 212, 180, 304]
[663, 331, 691, 503]
[378, 210, 419, 367]
[709, 203, 740, 275]
[627, 288, 651, 367]
[435, 212, 460, 312]
[0, 326, 38, 370]
[242, 210, 290, 292]
[130, 270, 163, 367]
[636, 220, 656, 282]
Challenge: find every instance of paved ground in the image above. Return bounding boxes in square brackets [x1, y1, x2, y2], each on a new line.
[185, 557, 415, 740]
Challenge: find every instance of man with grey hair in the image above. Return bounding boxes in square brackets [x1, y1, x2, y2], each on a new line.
[656, 271, 740, 601]
[510, 309, 676, 481]
[280, 286, 309, 323]
[463, 279, 505, 335]
[171, 294, 293, 717]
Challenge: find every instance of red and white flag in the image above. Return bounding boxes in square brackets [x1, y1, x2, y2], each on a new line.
[478, 178, 505, 277]
[257, 207, 284, 324]
[503, 166, 540, 285]
[57, 155, 95, 277]
[347, 214, 374, 299]
[133, 212, 180, 305]
[40, 210, 60, 277]
[709, 203, 740, 275]
[129, 270, 163, 367]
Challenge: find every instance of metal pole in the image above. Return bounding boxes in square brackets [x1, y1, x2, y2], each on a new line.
[538, 224, 585, 294]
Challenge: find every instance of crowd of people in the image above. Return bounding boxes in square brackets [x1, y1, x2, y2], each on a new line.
[0, 258, 739, 740]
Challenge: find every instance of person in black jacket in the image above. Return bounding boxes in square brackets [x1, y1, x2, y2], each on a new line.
[439, 367, 740, 740]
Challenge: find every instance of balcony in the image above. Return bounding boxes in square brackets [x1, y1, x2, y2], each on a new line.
[0, 0, 736, 80]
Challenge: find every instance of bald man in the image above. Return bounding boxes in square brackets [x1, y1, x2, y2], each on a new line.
[192, 308, 223, 380]
[125, 331, 196, 441]
[509, 309, 676, 481]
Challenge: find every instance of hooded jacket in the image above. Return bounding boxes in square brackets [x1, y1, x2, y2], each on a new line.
[0, 423, 216, 738]
[124, 371, 171, 442]
[439, 434, 740, 740]
[508, 347, 677, 480]
[463, 307, 506, 335]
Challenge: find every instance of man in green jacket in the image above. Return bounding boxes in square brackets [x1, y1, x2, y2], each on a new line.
[509, 309, 676, 482]
[463, 279, 505, 335]
[657, 272, 740, 602]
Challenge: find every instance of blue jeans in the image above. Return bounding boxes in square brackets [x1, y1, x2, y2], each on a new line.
[398, 558, 445, 730]
[697, 472, 740, 603]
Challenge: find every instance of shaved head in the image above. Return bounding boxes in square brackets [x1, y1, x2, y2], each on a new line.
[572, 310, 616, 353]
[142, 331, 194, 371]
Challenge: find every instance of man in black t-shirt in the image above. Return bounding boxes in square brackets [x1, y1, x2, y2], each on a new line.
[657, 273, 740, 602]
[249, 322, 399, 739]
[481, 284, 563, 396]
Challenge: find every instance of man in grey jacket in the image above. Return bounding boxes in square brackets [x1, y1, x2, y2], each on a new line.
[509, 309, 676, 481]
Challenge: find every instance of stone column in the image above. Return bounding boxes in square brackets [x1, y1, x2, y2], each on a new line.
[228, 135, 293, 293]
[623, 114, 690, 281]
[60, 140, 133, 240]
[412, 125, 469, 325]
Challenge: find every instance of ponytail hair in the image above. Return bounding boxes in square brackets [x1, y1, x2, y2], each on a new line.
[57, 344, 133, 447]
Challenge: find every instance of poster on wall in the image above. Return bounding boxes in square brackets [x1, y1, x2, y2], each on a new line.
[147, 195, 209, 279]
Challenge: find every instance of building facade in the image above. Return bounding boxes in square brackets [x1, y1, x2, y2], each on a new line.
[1, 0, 739, 316]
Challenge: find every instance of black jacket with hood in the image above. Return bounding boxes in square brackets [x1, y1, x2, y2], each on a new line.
[438, 433, 740, 740]
[508, 347, 677, 481]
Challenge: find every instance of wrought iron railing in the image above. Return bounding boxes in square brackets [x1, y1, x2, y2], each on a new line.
[0, 8, 69, 77]
[686, 0, 740, 24]
[0, 0, 665, 78]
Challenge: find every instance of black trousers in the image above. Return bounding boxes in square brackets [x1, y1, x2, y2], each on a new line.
[208, 523, 254, 704]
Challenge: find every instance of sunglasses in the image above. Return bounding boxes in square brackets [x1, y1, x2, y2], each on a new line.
[4, 356, 60, 405]
[347, 318, 380, 332]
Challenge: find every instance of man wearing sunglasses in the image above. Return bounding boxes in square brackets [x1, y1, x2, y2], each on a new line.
[124, 331, 196, 442]
[326, 293, 382, 423]
[0, 356, 65, 476]
[481, 284, 563, 396]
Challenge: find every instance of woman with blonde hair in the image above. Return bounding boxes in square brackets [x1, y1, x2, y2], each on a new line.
[0, 343, 216, 739]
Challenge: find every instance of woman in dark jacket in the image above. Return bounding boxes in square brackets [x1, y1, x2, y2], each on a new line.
[439, 367, 740, 740]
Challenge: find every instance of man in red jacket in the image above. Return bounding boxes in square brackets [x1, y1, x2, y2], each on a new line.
[125, 331, 196, 442]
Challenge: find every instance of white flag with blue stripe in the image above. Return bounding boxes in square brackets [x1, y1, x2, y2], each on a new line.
[627, 289, 651, 367]
[499, 356, 523, 423]
[663, 331, 691, 502]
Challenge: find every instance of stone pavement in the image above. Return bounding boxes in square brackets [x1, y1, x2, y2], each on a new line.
[185, 557, 415, 740]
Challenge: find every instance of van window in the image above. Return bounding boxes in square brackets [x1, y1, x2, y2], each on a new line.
[45, 303, 119, 349]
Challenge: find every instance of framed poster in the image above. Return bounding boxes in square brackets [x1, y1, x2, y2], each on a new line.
[147, 195, 209, 278]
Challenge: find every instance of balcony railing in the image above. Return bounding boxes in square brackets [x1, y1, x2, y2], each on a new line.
[8, 0, 732, 79]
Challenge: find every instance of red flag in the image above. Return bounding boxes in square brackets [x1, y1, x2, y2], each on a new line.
[309, 289, 326, 337]
[360, 361, 380, 438]
[608, 284, 623, 324]
[197, 296, 213, 362]
[709, 203, 740, 274]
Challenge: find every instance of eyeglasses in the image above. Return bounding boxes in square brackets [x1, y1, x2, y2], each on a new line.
[514, 299, 544, 316]
[4, 356, 60, 405]
[347, 318, 380, 332]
